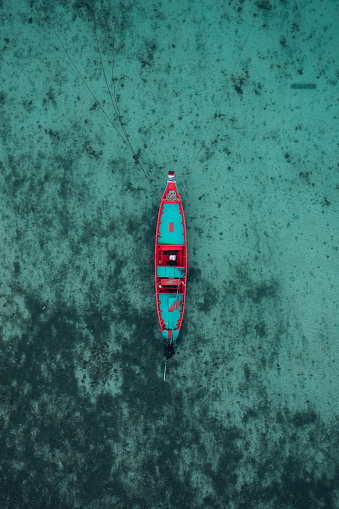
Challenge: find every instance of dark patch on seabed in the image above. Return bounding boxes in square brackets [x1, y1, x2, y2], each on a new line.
[3, 277, 337, 508]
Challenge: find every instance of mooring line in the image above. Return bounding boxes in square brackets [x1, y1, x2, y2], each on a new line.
[91, 0, 133, 153]
[91, 0, 155, 192]
[38, 0, 155, 192]
[39, 1, 127, 146]
[110, 0, 129, 146]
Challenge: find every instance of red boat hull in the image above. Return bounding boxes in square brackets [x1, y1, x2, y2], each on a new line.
[155, 172, 187, 353]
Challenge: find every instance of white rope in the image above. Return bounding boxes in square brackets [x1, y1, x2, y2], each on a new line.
[165, 190, 177, 201]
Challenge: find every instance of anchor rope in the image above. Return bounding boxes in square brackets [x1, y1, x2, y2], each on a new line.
[39, 1, 257, 196]
[91, 0, 155, 192]
[91, 0, 132, 153]
[38, 0, 155, 191]
[110, 0, 128, 146]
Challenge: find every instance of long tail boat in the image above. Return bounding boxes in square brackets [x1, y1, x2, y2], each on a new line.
[155, 171, 187, 379]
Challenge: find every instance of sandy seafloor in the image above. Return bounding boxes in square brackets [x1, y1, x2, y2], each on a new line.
[0, 0, 338, 507]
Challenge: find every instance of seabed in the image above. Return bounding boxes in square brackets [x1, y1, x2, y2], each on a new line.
[0, 0, 338, 507]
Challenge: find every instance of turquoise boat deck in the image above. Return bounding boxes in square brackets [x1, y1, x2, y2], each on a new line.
[158, 293, 184, 344]
[158, 203, 185, 245]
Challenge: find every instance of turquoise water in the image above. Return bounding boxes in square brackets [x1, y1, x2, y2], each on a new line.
[0, 0, 338, 507]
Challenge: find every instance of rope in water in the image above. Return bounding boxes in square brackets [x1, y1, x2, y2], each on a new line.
[38, 0, 155, 191]
[39, 1, 257, 196]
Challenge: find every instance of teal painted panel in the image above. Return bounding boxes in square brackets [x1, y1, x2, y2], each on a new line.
[158, 203, 185, 245]
[158, 293, 183, 332]
[156, 266, 186, 278]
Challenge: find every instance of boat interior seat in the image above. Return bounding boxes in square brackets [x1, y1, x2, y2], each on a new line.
[157, 266, 185, 278]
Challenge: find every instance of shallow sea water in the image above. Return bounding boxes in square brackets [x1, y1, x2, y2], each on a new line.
[0, 0, 338, 507]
